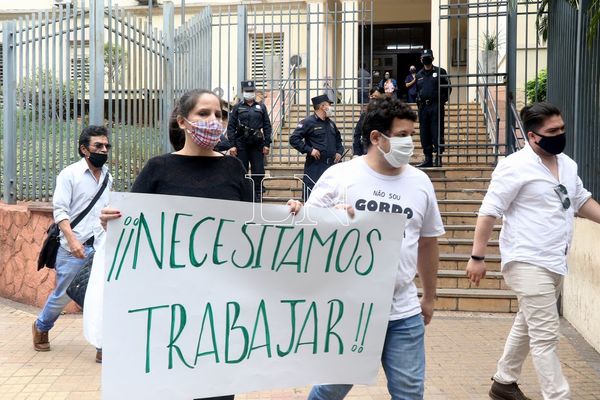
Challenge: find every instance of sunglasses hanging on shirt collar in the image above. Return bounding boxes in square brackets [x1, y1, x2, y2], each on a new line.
[553, 184, 571, 210]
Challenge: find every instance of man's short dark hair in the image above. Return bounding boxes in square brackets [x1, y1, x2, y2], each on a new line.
[369, 87, 383, 96]
[78, 126, 109, 157]
[520, 102, 562, 135]
[361, 97, 417, 149]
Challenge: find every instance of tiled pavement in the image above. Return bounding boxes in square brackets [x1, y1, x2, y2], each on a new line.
[1, 297, 599, 400]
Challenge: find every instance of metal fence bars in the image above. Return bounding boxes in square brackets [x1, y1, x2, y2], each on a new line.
[438, 0, 547, 162]
[181, 2, 373, 165]
[1, 0, 169, 204]
[103, 0, 169, 193]
[2, 2, 91, 203]
[547, 0, 600, 199]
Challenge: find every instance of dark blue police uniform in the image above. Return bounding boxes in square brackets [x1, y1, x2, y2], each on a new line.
[416, 49, 451, 167]
[289, 95, 344, 200]
[227, 80, 272, 200]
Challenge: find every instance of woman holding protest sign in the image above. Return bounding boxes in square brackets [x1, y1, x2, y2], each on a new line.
[92, 89, 301, 400]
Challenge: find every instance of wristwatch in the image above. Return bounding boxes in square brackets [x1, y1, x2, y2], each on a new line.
[470, 255, 485, 261]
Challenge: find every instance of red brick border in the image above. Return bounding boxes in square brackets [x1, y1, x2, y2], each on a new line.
[0, 202, 80, 313]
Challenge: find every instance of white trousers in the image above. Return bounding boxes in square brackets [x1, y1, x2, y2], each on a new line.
[494, 262, 570, 400]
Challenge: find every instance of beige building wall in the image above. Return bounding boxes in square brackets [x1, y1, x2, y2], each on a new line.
[1, 0, 547, 107]
[373, 0, 430, 24]
[564, 218, 600, 353]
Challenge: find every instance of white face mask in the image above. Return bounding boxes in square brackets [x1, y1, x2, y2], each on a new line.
[243, 92, 255, 101]
[324, 106, 334, 118]
[377, 133, 414, 168]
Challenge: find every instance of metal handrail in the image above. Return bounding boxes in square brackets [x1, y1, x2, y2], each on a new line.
[477, 60, 501, 147]
[268, 63, 299, 142]
[509, 101, 526, 152]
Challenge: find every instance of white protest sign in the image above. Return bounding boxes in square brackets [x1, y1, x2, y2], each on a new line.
[103, 192, 406, 399]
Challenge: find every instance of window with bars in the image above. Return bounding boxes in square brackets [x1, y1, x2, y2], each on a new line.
[0, 43, 3, 88]
[70, 55, 89, 84]
[250, 33, 284, 90]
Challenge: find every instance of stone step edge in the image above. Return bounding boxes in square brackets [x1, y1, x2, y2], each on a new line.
[264, 186, 489, 194]
[418, 288, 516, 299]
[440, 253, 501, 261]
[431, 270, 503, 279]
[265, 166, 495, 171]
[443, 224, 501, 230]
[438, 237, 499, 246]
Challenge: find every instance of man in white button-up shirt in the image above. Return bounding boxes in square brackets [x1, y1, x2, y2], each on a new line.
[466, 103, 600, 400]
[33, 126, 112, 363]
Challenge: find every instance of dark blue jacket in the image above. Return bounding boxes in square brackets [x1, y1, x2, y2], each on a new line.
[289, 114, 344, 160]
[416, 66, 451, 103]
[227, 100, 273, 148]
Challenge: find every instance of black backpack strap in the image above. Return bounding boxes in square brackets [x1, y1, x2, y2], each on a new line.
[71, 173, 110, 229]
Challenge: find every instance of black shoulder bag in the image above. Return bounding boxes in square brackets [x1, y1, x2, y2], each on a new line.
[37, 173, 110, 271]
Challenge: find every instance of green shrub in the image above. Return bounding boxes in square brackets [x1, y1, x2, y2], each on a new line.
[526, 69, 547, 103]
[16, 70, 82, 120]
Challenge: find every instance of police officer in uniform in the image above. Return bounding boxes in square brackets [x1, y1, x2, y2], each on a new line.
[416, 49, 451, 167]
[290, 94, 344, 201]
[227, 80, 272, 201]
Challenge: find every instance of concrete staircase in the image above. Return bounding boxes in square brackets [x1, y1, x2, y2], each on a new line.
[263, 102, 517, 313]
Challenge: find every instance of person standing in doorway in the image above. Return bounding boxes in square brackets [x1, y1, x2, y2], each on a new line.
[466, 102, 600, 400]
[289, 94, 344, 200]
[405, 65, 418, 103]
[33, 126, 112, 364]
[379, 71, 398, 98]
[227, 80, 273, 201]
[416, 49, 451, 168]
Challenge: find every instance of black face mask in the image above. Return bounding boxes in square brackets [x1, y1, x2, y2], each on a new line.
[88, 152, 108, 168]
[422, 56, 433, 66]
[532, 131, 566, 155]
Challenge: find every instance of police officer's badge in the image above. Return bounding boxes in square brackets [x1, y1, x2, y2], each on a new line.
[256, 105, 261, 109]
[433, 72, 438, 78]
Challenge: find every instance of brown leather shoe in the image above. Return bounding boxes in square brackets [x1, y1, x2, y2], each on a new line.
[489, 379, 531, 400]
[96, 349, 102, 363]
[32, 321, 50, 352]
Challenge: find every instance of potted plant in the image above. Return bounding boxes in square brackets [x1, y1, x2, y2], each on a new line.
[480, 31, 499, 82]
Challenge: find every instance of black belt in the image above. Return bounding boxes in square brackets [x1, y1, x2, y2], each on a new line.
[83, 236, 95, 247]
[421, 98, 437, 106]
[308, 154, 335, 165]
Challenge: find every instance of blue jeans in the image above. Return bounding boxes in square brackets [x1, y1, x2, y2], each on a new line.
[308, 313, 425, 400]
[35, 245, 94, 332]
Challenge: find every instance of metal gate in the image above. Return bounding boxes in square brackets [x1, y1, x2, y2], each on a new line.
[548, 0, 600, 199]
[438, 0, 547, 162]
[173, 2, 373, 165]
[1, 0, 168, 203]
[1, 1, 373, 203]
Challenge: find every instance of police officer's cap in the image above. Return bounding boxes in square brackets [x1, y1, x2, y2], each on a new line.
[311, 94, 333, 107]
[421, 49, 434, 57]
[241, 80, 256, 91]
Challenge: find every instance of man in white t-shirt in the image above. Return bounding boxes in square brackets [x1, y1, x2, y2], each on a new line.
[466, 102, 600, 400]
[306, 97, 445, 400]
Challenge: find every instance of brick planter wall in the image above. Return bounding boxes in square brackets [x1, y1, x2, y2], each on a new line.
[0, 202, 80, 313]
